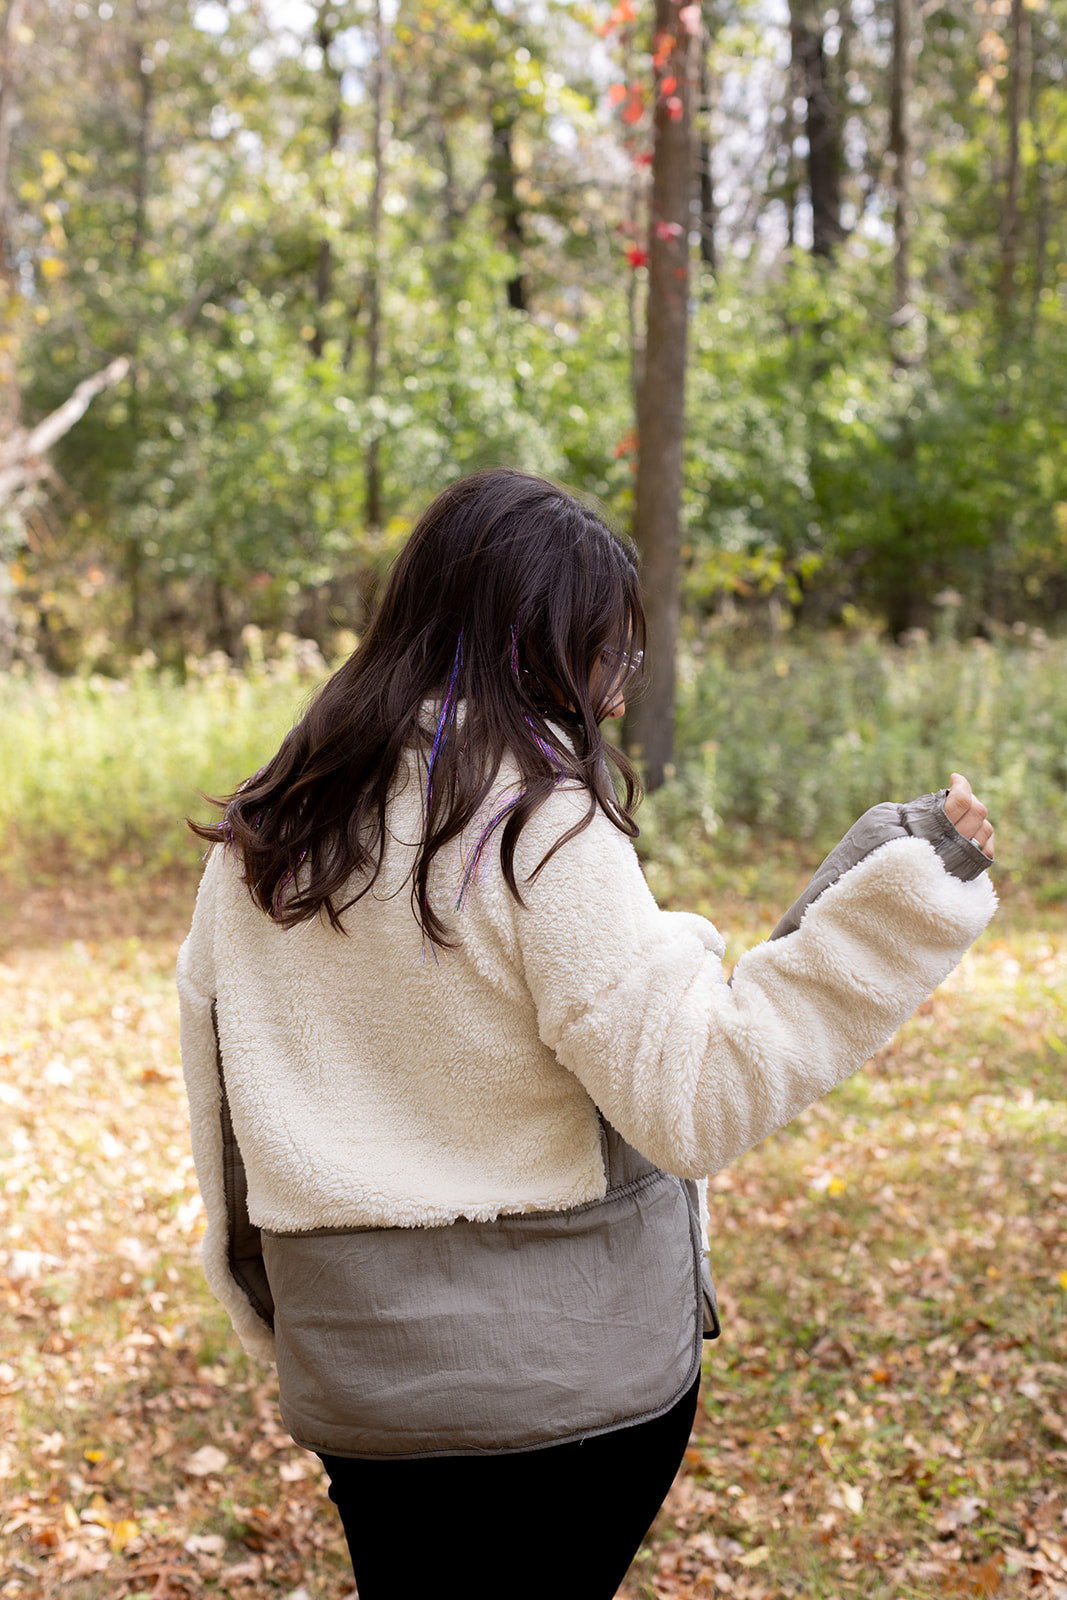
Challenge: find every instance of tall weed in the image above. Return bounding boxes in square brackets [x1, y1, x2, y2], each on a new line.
[1, 635, 1063, 886]
[0, 640, 327, 883]
[640, 634, 1066, 890]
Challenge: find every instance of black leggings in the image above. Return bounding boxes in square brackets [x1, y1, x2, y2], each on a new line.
[318, 1374, 700, 1600]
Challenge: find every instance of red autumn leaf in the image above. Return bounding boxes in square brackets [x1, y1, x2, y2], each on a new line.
[654, 219, 683, 241]
[660, 75, 677, 96]
[666, 95, 684, 121]
[633, 150, 653, 167]
[652, 31, 676, 68]
[598, 0, 636, 35]
[613, 430, 638, 457]
[621, 94, 646, 125]
[607, 83, 627, 106]
[624, 245, 649, 268]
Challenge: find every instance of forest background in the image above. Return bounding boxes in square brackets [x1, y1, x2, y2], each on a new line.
[4, 0, 1067, 670]
[1, 1, 1066, 1598]
[1, 0, 1065, 880]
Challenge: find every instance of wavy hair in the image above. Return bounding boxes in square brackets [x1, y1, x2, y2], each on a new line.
[189, 468, 646, 946]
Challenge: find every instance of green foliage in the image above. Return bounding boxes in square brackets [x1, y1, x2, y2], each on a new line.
[635, 633, 1067, 885]
[0, 641, 327, 882]
[2, 637, 1063, 889]
[5, 0, 1067, 664]
[683, 258, 1067, 633]
[10, 0, 626, 664]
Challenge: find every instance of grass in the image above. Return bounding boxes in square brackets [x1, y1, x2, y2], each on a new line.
[0, 640, 326, 885]
[1, 633, 1064, 886]
[651, 631, 1067, 890]
[0, 856, 1064, 1600]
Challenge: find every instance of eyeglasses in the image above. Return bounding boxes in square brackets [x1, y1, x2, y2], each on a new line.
[601, 646, 644, 683]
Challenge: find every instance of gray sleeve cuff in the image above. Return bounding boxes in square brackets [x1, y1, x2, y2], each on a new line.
[769, 791, 991, 942]
[899, 789, 992, 882]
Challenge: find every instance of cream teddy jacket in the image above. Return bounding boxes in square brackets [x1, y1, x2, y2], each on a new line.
[178, 759, 996, 1361]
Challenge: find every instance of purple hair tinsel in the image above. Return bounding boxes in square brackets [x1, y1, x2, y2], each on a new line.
[419, 634, 464, 952]
[271, 849, 308, 917]
[425, 633, 464, 823]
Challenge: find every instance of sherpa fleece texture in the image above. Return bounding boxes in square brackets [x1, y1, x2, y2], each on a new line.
[178, 757, 996, 1363]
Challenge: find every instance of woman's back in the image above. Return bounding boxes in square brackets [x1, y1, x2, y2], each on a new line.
[178, 467, 997, 1598]
[183, 749, 609, 1236]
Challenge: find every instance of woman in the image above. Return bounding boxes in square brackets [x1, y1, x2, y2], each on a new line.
[178, 468, 996, 1599]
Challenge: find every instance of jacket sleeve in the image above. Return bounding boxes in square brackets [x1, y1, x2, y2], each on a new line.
[508, 791, 997, 1180]
[769, 791, 992, 941]
[177, 850, 277, 1364]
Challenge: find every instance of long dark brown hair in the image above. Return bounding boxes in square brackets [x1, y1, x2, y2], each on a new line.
[190, 467, 646, 946]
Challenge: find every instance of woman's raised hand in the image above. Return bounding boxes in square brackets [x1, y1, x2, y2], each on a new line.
[943, 773, 995, 860]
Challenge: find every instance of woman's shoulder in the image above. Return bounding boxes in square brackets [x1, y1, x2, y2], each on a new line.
[505, 770, 630, 856]
[481, 780, 661, 945]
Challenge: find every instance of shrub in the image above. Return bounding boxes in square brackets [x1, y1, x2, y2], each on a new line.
[637, 633, 1066, 889]
[2, 635, 1063, 889]
[0, 639, 327, 884]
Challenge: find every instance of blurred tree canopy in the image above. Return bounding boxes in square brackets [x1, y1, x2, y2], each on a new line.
[2, 0, 1066, 672]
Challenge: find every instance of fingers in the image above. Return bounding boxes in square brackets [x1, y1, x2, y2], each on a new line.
[943, 772, 994, 859]
[942, 773, 973, 825]
[972, 819, 995, 859]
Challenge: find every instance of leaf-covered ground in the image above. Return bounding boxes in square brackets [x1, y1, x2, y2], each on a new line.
[0, 873, 1064, 1600]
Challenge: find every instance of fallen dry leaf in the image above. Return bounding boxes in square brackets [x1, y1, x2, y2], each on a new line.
[185, 1532, 227, 1556]
[183, 1444, 229, 1478]
[3, 877, 1064, 1600]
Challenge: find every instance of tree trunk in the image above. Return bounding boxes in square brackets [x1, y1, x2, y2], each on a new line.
[625, 0, 696, 790]
[125, 0, 153, 645]
[210, 575, 237, 656]
[781, 63, 799, 251]
[789, 0, 842, 257]
[1028, 50, 1049, 334]
[0, 0, 21, 250]
[627, 137, 646, 414]
[886, 0, 919, 634]
[888, 0, 912, 353]
[129, 5, 154, 266]
[310, 4, 344, 360]
[837, 0, 854, 95]
[0, 0, 24, 441]
[885, 556, 916, 639]
[0, 356, 129, 666]
[490, 114, 528, 311]
[984, 0, 1028, 618]
[364, 0, 386, 531]
[0, 358, 131, 501]
[695, 25, 716, 274]
[997, 0, 1028, 327]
